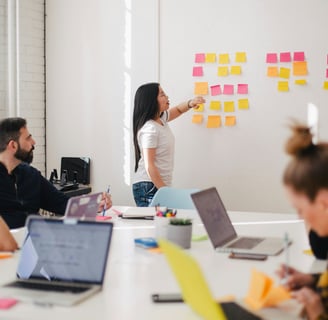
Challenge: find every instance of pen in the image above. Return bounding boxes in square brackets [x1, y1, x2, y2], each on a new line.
[102, 185, 111, 216]
[284, 232, 290, 283]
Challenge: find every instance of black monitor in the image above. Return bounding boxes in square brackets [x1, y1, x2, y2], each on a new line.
[60, 157, 90, 185]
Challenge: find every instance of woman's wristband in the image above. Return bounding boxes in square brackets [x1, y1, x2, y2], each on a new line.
[187, 99, 193, 108]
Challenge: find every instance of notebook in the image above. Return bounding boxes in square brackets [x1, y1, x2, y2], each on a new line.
[159, 239, 262, 320]
[0, 216, 113, 306]
[191, 187, 289, 256]
[120, 207, 156, 219]
[64, 192, 102, 220]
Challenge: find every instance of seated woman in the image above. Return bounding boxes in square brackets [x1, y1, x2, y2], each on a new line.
[277, 122, 328, 319]
[0, 216, 18, 251]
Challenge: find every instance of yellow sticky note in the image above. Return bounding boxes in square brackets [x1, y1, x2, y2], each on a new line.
[267, 66, 278, 77]
[193, 103, 204, 112]
[230, 65, 242, 75]
[235, 52, 247, 63]
[225, 116, 236, 126]
[218, 53, 230, 64]
[192, 114, 203, 124]
[238, 99, 249, 110]
[194, 82, 208, 95]
[279, 67, 290, 79]
[207, 115, 221, 128]
[217, 66, 229, 76]
[293, 61, 308, 76]
[205, 53, 216, 63]
[295, 79, 307, 85]
[224, 101, 235, 112]
[209, 101, 221, 111]
[278, 81, 289, 92]
[323, 81, 328, 90]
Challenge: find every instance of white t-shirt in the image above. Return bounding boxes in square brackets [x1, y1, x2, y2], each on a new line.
[133, 111, 175, 186]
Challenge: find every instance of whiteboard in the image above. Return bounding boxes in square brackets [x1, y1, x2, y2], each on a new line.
[158, 0, 328, 212]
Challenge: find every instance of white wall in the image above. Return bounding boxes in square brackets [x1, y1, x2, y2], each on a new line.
[159, 0, 328, 212]
[0, 0, 45, 174]
[46, 0, 328, 212]
[46, 0, 158, 205]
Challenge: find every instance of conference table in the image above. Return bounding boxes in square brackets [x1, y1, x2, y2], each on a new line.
[0, 207, 325, 320]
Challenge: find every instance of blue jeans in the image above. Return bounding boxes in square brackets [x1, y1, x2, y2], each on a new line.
[132, 181, 158, 207]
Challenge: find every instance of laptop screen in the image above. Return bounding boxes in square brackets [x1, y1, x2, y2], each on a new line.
[191, 187, 237, 247]
[17, 217, 113, 284]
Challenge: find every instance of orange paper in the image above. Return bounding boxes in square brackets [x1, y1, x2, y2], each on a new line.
[194, 82, 208, 95]
[206, 116, 221, 128]
[192, 114, 203, 124]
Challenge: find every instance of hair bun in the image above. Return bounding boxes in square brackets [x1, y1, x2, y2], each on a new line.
[285, 122, 314, 156]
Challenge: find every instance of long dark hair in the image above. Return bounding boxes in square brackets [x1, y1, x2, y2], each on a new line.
[133, 82, 160, 172]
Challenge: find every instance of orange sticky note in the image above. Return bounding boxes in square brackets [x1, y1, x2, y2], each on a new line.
[293, 61, 308, 76]
[225, 116, 236, 126]
[192, 114, 203, 124]
[209, 101, 221, 111]
[245, 269, 290, 311]
[194, 82, 208, 95]
[0, 252, 14, 259]
[206, 115, 221, 128]
[267, 66, 278, 77]
[224, 101, 235, 112]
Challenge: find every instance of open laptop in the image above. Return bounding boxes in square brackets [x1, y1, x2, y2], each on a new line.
[0, 216, 113, 306]
[64, 192, 102, 220]
[191, 187, 289, 256]
[159, 239, 262, 320]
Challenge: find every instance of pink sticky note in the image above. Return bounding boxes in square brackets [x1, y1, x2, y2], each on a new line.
[293, 52, 305, 62]
[326, 69, 328, 78]
[266, 53, 278, 63]
[0, 298, 17, 309]
[210, 85, 221, 96]
[192, 66, 203, 77]
[223, 84, 234, 95]
[195, 53, 205, 63]
[280, 52, 291, 62]
[237, 84, 248, 94]
[96, 216, 112, 221]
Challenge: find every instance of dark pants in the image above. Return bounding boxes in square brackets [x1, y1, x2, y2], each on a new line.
[132, 181, 158, 207]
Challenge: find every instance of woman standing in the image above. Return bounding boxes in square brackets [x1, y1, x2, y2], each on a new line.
[132, 83, 205, 207]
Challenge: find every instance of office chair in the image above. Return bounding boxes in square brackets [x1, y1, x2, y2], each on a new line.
[149, 187, 199, 209]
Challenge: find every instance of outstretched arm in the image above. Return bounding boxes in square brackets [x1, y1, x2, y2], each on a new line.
[169, 96, 205, 121]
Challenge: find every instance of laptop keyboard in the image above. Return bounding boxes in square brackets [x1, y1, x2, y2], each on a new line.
[227, 237, 264, 249]
[6, 281, 90, 294]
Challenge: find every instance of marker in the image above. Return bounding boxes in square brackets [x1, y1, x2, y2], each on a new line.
[102, 185, 111, 216]
[283, 232, 290, 284]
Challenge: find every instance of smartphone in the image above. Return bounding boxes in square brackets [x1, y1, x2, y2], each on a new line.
[151, 293, 183, 303]
[229, 252, 267, 261]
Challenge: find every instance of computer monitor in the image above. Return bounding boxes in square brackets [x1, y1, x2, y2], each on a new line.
[60, 157, 90, 185]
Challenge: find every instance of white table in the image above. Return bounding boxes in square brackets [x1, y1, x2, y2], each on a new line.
[0, 208, 323, 320]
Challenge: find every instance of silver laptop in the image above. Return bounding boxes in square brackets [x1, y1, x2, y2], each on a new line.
[0, 216, 113, 306]
[65, 192, 102, 220]
[191, 187, 289, 256]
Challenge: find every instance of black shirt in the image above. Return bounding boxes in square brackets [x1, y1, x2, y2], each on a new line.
[309, 229, 328, 260]
[0, 162, 68, 228]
